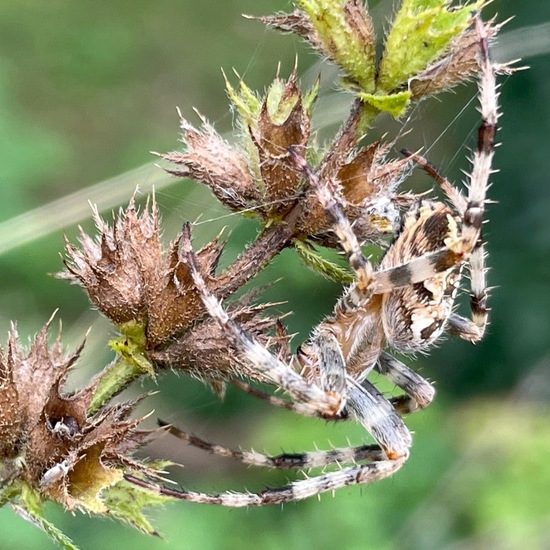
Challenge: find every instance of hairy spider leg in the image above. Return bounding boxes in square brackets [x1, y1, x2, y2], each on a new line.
[179, 222, 342, 418]
[157, 419, 386, 469]
[375, 352, 436, 414]
[400, 15, 497, 342]
[234, 376, 428, 417]
[124, 455, 406, 506]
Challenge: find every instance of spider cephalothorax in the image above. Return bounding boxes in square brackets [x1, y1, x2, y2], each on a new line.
[126, 14, 498, 506]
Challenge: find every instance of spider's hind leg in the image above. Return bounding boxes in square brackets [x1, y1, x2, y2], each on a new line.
[125, 454, 407, 506]
[375, 351, 435, 414]
[438, 15, 496, 342]
[158, 419, 386, 469]
[399, 153, 489, 344]
[398, 16, 497, 343]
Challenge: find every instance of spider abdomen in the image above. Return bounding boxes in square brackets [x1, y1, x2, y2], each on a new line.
[380, 200, 463, 352]
[382, 276, 459, 352]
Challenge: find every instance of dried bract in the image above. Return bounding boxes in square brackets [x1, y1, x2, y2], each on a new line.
[162, 72, 315, 222]
[60, 199, 283, 390]
[298, 140, 411, 240]
[150, 296, 283, 397]
[409, 18, 501, 98]
[162, 114, 258, 211]
[61, 197, 224, 346]
[0, 320, 164, 528]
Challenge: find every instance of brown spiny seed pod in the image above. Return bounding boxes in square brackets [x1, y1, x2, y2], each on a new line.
[296, 140, 411, 242]
[60, 197, 226, 347]
[0, 320, 155, 513]
[162, 72, 316, 223]
[252, 70, 311, 213]
[61, 197, 162, 325]
[409, 19, 501, 99]
[60, 200, 287, 389]
[159, 76, 407, 248]
[149, 293, 285, 396]
[161, 111, 259, 211]
[144, 229, 224, 347]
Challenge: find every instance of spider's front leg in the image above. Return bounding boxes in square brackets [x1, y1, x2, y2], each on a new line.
[179, 222, 342, 418]
[399, 15, 498, 344]
[288, 146, 375, 299]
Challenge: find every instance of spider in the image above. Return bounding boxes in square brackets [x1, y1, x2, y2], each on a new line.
[126, 15, 498, 506]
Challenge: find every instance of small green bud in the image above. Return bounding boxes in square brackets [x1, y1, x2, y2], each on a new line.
[296, 0, 376, 92]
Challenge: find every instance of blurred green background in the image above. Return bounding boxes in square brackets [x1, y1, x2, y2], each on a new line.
[1, 1, 549, 549]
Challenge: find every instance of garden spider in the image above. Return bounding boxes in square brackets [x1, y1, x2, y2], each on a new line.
[126, 15, 497, 506]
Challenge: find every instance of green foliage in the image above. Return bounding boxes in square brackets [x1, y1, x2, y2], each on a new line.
[358, 90, 411, 117]
[8, 483, 78, 550]
[223, 72, 262, 128]
[102, 478, 175, 535]
[293, 239, 354, 283]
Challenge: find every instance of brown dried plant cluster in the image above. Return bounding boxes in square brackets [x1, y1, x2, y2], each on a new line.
[0, 1, 509, 547]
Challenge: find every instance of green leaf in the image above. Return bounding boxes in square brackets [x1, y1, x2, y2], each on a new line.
[87, 357, 141, 415]
[303, 76, 320, 117]
[294, 239, 354, 283]
[223, 70, 261, 128]
[13, 483, 79, 550]
[11, 505, 80, 550]
[358, 90, 411, 117]
[110, 331, 154, 376]
[103, 478, 176, 536]
[265, 79, 298, 124]
[222, 71, 263, 187]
